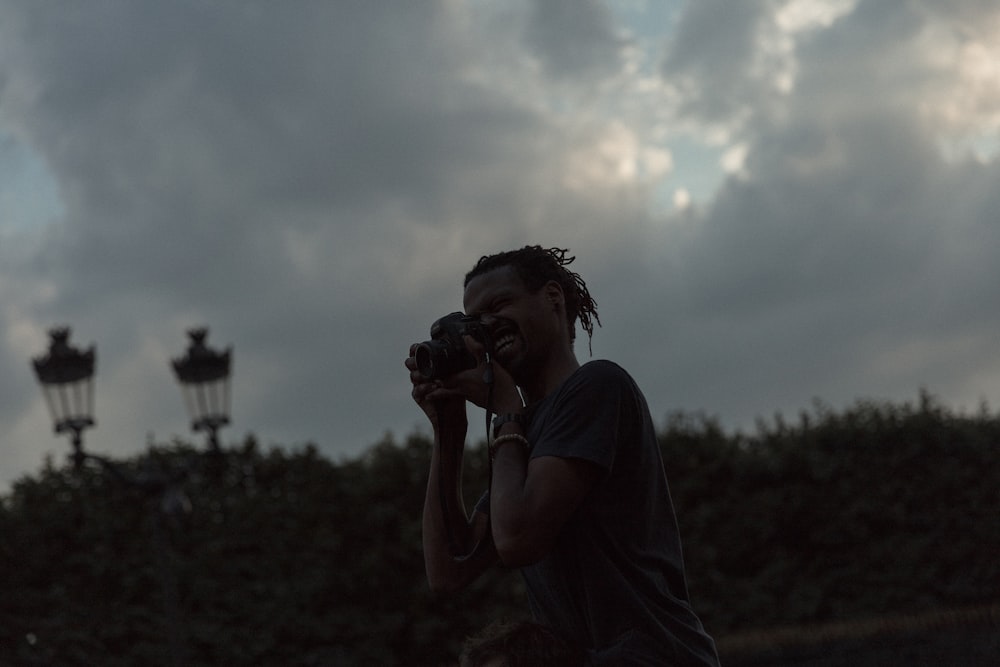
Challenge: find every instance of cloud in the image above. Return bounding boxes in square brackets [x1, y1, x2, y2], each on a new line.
[629, 0, 1000, 425]
[522, 0, 629, 81]
[0, 0, 648, 484]
[1, 0, 999, 492]
[661, 0, 773, 130]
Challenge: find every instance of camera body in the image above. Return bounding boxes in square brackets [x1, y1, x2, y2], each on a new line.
[414, 312, 491, 380]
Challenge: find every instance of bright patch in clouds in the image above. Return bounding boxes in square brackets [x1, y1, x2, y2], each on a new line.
[776, 0, 858, 32]
[720, 142, 748, 177]
[917, 10, 1000, 162]
[761, 0, 859, 96]
[945, 33, 1000, 161]
[564, 121, 673, 190]
[672, 187, 692, 211]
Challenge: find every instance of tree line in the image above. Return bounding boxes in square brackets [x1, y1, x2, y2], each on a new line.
[2, 392, 997, 665]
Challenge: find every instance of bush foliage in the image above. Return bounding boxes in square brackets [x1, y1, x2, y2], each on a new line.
[2, 393, 998, 665]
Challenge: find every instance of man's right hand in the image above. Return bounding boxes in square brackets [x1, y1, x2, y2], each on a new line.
[406, 345, 468, 433]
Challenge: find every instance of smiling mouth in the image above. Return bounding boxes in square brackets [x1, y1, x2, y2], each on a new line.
[490, 322, 519, 357]
[494, 333, 517, 355]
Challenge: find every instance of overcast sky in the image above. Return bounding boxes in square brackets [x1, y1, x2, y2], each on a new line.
[2, 0, 998, 492]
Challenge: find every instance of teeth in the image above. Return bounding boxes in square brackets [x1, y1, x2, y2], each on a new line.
[495, 334, 516, 353]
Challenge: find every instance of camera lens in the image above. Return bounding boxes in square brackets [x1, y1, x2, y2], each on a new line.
[414, 341, 442, 379]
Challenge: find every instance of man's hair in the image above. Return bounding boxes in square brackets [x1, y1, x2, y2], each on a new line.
[459, 620, 586, 667]
[464, 246, 600, 349]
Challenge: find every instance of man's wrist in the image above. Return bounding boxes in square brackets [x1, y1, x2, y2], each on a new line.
[492, 412, 525, 439]
[489, 433, 531, 463]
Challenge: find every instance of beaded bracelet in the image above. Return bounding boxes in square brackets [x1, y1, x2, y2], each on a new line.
[488, 433, 531, 463]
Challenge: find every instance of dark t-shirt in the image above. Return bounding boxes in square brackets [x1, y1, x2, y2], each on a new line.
[521, 360, 719, 666]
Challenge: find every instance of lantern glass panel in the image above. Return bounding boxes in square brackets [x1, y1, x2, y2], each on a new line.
[41, 373, 95, 433]
[181, 375, 231, 431]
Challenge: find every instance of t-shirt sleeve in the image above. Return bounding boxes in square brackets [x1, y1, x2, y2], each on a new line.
[530, 361, 634, 472]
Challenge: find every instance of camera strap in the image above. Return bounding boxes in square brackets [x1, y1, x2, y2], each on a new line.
[482, 350, 496, 442]
[440, 353, 497, 562]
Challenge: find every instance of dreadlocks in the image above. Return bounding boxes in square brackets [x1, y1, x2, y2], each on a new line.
[464, 246, 601, 350]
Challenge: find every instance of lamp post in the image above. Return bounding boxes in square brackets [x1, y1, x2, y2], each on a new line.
[31, 327, 96, 470]
[31, 325, 234, 467]
[29, 325, 235, 667]
[170, 327, 232, 451]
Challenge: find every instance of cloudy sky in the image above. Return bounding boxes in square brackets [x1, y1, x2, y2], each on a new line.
[2, 0, 998, 491]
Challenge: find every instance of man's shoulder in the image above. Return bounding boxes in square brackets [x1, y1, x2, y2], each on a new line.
[538, 361, 639, 414]
[577, 359, 633, 385]
[571, 361, 650, 417]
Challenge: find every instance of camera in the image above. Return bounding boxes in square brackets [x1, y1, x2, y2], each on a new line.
[413, 312, 491, 380]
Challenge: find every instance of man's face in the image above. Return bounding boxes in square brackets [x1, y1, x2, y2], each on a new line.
[463, 266, 563, 380]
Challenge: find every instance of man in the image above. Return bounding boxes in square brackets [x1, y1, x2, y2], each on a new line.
[407, 246, 719, 666]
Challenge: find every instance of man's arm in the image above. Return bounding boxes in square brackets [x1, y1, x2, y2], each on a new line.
[488, 419, 601, 568]
[430, 345, 602, 571]
[407, 348, 497, 592]
[421, 408, 497, 592]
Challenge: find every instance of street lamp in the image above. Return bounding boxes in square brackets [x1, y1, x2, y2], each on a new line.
[31, 327, 96, 469]
[171, 327, 232, 451]
[30, 325, 234, 667]
[32, 326, 234, 467]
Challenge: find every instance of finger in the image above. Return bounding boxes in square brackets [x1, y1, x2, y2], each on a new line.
[425, 385, 464, 403]
[411, 367, 435, 387]
[412, 382, 437, 403]
[462, 334, 487, 360]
